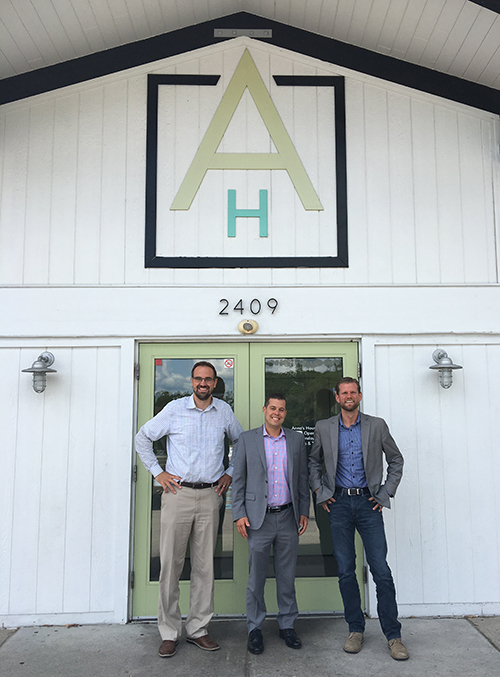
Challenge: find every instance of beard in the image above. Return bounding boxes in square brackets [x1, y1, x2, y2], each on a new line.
[195, 388, 212, 400]
[340, 401, 358, 411]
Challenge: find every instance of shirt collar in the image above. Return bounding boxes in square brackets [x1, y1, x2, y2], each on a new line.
[186, 393, 217, 411]
[339, 412, 361, 429]
[263, 424, 285, 440]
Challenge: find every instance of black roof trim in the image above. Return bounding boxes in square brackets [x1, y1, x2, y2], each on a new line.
[0, 11, 499, 113]
[469, 1, 500, 14]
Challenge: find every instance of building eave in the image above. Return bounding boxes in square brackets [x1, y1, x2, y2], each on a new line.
[0, 11, 499, 114]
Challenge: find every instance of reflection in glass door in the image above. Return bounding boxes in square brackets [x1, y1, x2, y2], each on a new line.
[150, 358, 236, 583]
[249, 344, 362, 613]
[132, 342, 360, 619]
[263, 356, 343, 580]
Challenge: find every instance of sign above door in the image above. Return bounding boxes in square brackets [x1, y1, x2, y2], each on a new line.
[145, 41, 348, 269]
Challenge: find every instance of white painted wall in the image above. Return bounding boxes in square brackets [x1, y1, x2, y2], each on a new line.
[0, 38, 498, 287]
[3, 331, 500, 626]
[0, 341, 135, 626]
[1, 37, 500, 626]
[1, 284, 500, 338]
[362, 338, 500, 617]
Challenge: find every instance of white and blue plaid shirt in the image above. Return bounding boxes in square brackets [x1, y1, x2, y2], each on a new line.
[135, 394, 244, 482]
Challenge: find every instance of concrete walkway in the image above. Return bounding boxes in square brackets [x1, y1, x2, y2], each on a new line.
[1, 616, 499, 677]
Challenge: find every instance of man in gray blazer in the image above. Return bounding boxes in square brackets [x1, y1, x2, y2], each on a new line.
[232, 393, 309, 655]
[309, 377, 409, 661]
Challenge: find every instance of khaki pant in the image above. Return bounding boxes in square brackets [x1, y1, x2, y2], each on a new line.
[158, 486, 222, 641]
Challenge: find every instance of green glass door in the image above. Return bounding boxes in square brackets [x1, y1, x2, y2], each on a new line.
[248, 344, 362, 614]
[132, 343, 250, 618]
[132, 342, 362, 619]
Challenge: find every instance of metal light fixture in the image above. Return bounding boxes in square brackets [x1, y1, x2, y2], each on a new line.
[238, 319, 259, 334]
[22, 352, 57, 393]
[429, 349, 462, 389]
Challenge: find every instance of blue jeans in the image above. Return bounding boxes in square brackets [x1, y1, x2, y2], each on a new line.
[328, 492, 401, 640]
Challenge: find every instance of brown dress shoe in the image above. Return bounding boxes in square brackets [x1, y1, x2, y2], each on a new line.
[158, 639, 177, 658]
[186, 634, 220, 651]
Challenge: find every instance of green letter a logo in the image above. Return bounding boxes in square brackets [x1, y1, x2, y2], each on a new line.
[170, 49, 323, 211]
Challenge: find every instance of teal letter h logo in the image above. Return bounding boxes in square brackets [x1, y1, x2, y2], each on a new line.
[227, 190, 268, 237]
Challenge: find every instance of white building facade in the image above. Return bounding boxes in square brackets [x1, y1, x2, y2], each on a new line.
[1, 16, 500, 627]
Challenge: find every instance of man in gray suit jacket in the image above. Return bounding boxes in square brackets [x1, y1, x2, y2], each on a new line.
[232, 393, 309, 655]
[309, 377, 409, 661]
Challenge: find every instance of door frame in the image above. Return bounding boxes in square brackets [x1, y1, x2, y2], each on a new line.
[131, 340, 363, 619]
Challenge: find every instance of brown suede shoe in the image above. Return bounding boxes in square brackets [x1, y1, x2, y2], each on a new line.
[388, 638, 409, 660]
[186, 634, 220, 651]
[343, 632, 364, 653]
[158, 639, 177, 658]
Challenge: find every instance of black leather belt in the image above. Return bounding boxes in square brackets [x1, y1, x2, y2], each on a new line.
[266, 502, 292, 513]
[180, 481, 217, 489]
[335, 486, 371, 496]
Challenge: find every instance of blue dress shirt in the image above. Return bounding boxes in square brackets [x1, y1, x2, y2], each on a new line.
[335, 413, 368, 488]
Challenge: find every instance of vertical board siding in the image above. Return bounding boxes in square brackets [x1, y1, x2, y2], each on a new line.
[124, 74, 149, 285]
[10, 350, 46, 614]
[0, 350, 22, 615]
[364, 83, 393, 284]
[90, 347, 121, 611]
[460, 115, 497, 282]
[411, 99, 441, 283]
[461, 344, 500, 603]
[74, 87, 104, 284]
[100, 80, 128, 285]
[24, 101, 54, 284]
[63, 348, 98, 612]
[337, 77, 366, 286]
[0, 107, 29, 284]
[387, 90, 416, 283]
[0, 40, 497, 287]
[0, 346, 123, 618]
[35, 356, 72, 614]
[50, 95, 79, 284]
[373, 343, 500, 610]
[435, 105, 464, 283]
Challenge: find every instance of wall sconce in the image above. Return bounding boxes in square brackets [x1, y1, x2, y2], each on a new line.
[22, 352, 57, 393]
[429, 349, 462, 389]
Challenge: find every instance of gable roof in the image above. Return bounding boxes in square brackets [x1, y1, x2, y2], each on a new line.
[1, 11, 499, 114]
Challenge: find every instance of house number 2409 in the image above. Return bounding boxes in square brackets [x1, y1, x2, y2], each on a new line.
[219, 298, 279, 315]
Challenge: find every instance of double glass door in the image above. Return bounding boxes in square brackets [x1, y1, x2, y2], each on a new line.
[132, 342, 362, 618]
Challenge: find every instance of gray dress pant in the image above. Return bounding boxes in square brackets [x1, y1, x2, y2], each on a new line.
[246, 507, 299, 632]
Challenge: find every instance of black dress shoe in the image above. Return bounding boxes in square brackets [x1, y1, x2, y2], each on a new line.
[279, 628, 302, 649]
[248, 628, 264, 654]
